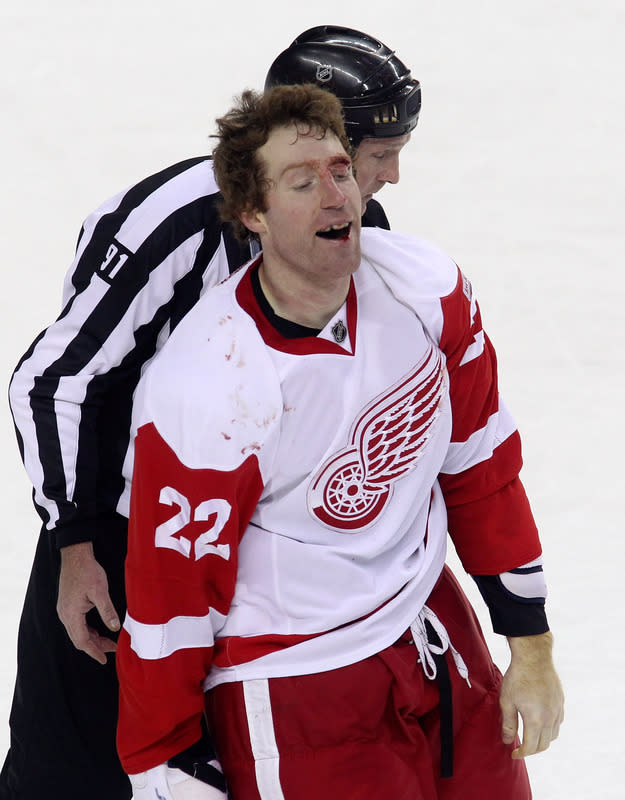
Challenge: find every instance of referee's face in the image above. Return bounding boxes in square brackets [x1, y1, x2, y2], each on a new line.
[354, 133, 411, 214]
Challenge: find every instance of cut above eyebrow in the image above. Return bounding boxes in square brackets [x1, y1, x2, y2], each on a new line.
[280, 155, 352, 179]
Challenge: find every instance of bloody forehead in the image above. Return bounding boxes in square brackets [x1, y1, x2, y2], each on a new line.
[280, 154, 352, 179]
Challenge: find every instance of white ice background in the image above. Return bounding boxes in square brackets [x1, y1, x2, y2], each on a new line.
[1, 2, 623, 797]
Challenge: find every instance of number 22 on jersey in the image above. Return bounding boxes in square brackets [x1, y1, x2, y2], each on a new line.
[155, 486, 232, 561]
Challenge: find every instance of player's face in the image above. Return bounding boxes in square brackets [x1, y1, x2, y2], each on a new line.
[245, 124, 362, 285]
[353, 133, 412, 214]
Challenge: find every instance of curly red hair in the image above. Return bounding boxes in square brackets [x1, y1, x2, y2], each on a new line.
[212, 84, 351, 241]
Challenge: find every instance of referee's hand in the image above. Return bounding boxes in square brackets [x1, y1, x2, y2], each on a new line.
[57, 541, 121, 663]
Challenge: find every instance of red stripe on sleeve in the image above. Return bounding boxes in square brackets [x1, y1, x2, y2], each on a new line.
[439, 271, 500, 442]
[439, 433, 541, 574]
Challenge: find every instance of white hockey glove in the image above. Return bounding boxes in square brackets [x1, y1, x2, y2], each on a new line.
[129, 763, 227, 800]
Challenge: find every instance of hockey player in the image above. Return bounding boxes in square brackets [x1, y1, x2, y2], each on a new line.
[116, 85, 564, 800]
[2, 26, 423, 800]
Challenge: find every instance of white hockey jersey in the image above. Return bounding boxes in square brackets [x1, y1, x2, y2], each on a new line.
[117, 228, 541, 773]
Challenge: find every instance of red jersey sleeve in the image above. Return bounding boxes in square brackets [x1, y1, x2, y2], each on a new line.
[116, 422, 263, 774]
[437, 269, 542, 575]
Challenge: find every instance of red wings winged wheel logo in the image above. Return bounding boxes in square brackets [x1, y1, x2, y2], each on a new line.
[307, 346, 447, 531]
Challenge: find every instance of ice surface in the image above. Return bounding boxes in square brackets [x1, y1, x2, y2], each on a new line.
[1, 2, 623, 797]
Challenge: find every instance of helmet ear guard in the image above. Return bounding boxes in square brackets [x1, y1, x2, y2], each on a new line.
[265, 25, 421, 145]
[341, 80, 421, 145]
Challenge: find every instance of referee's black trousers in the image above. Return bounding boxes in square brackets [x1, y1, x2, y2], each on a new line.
[0, 517, 131, 800]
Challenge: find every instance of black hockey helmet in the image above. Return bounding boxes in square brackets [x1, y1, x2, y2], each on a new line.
[265, 25, 421, 145]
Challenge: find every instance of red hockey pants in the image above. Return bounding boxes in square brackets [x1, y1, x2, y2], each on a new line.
[205, 566, 531, 799]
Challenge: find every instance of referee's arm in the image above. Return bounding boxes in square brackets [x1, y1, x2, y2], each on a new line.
[8, 158, 232, 659]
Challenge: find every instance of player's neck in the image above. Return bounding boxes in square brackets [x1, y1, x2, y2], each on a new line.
[258, 260, 351, 329]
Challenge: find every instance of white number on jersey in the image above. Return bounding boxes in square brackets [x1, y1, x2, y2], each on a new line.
[155, 487, 231, 561]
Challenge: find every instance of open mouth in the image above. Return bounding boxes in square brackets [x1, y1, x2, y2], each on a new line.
[316, 222, 352, 241]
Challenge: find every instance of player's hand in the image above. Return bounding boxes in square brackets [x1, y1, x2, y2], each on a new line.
[57, 540, 121, 663]
[500, 631, 565, 758]
[130, 763, 227, 800]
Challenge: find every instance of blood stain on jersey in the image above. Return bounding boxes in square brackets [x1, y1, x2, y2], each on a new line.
[241, 442, 261, 455]
[307, 346, 447, 531]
